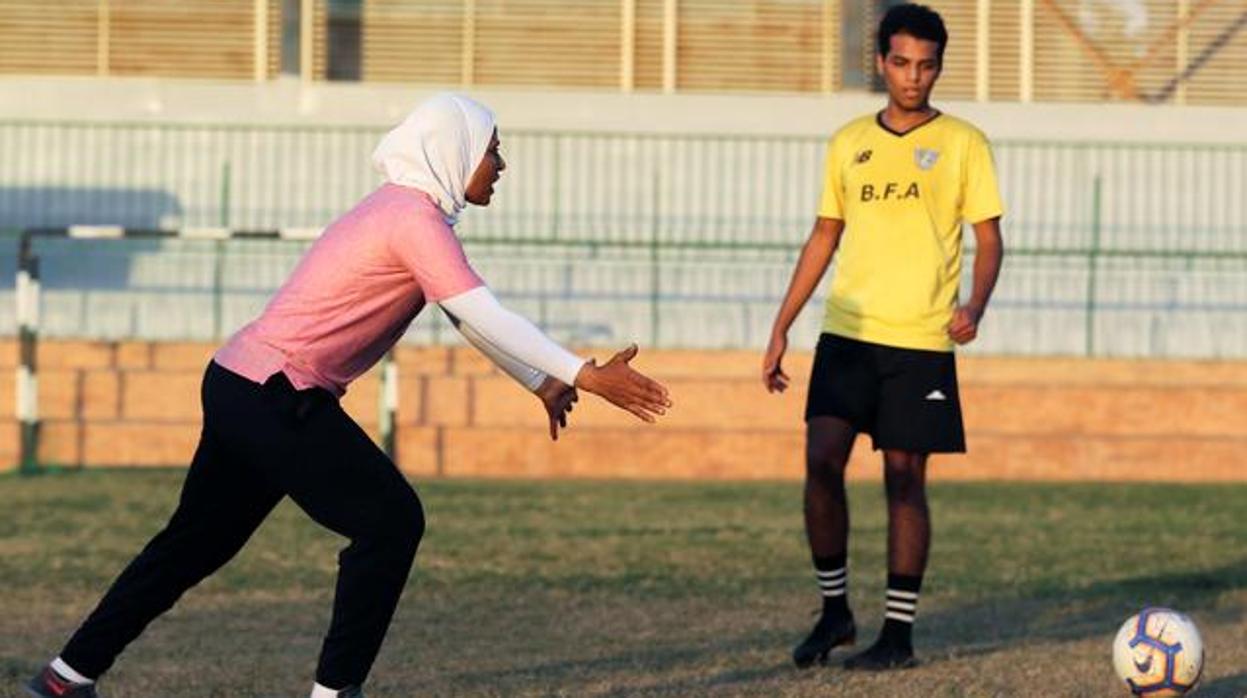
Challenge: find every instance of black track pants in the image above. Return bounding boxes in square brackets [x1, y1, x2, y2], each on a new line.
[61, 361, 425, 689]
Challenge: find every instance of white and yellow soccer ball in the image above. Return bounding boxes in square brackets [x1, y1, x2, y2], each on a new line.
[1112, 607, 1204, 696]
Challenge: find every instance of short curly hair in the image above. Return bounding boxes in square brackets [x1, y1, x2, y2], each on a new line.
[877, 4, 948, 60]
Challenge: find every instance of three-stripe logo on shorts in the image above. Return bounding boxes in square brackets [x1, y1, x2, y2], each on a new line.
[885, 589, 919, 623]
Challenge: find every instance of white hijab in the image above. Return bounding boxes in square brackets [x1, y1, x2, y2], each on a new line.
[371, 93, 496, 226]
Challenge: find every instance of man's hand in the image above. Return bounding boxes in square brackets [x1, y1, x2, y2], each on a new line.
[762, 332, 790, 393]
[535, 376, 578, 441]
[574, 344, 671, 423]
[948, 304, 984, 345]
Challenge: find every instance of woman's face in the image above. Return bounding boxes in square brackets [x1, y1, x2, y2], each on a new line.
[465, 129, 506, 206]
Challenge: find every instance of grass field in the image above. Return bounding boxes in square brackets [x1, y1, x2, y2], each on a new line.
[1, 471, 1245, 698]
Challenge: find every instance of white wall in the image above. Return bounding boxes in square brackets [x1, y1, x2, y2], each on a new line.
[1, 76, 1244, 143]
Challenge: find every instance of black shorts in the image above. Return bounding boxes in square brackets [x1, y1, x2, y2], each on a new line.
[805, 333, 966, 453]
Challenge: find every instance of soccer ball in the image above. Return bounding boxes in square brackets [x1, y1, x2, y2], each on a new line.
[1112, 607, 1204, 696]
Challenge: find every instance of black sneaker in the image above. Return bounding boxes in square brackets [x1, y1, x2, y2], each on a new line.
[842, 638, 919, 671]
[24, 665, 101, 698]
[792, 611, 856, 668]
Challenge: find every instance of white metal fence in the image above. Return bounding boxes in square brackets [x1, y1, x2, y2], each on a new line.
[3, 121, 1246, 358]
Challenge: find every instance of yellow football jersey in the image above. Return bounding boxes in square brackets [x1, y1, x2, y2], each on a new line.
[817, 112, 1004, 352]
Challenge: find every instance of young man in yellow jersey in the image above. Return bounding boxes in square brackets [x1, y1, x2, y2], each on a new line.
[762, 3, 1004, 672]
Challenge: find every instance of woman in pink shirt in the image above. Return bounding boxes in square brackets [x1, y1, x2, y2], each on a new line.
[27, 94, 671, 698]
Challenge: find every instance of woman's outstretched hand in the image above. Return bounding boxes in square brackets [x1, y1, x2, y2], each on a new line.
[535, 376, 578, 440]
[573, 344, 671, 423]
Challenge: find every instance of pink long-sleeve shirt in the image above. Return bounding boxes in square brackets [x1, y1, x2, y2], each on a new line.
[214, 184, 483, 397]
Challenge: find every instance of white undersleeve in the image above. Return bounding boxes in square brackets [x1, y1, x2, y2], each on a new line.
[438, 286, 585, 387]
[443, 308, 547, 391]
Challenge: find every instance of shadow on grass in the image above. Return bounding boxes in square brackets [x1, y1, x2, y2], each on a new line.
[1198, 671, 1247, 698]
[443, 626, 796, 695]
[430, 560, 1247, 694]
[923, 558, 1247, 661]
[594, 662, 799, 698]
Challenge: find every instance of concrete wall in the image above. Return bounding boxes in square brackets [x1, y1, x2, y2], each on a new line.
[2, 340, 1245, 482]
[2, 77, 1245, 143]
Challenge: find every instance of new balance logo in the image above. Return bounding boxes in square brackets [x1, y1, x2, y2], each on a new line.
[924, 390, 947, 401]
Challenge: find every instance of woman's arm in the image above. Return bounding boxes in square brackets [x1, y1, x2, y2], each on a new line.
[442, 307, 546, 391]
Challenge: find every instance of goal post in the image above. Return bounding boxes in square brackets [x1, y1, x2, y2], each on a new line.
[16, 232, 41, 474]
[13, 226, 400, 473]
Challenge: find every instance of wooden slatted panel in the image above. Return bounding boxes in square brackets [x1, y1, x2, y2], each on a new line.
[676, 0, 828, 93]
[1034, 1, 1098, 102]
[361, 0, 462, 84]
[108, 0, 258, 78]
[0, 1, 99, 75]
[1122, 1, 1181, 102]
[473, 0, 621, 88]
[1033, 0, 1178, 102]
[988, 0, 1020, 100]
[922, 0, 976, 99]
[860, 0, 880, 87]
[1183, 0, 1247, 106]
[826, 0, 842, 91]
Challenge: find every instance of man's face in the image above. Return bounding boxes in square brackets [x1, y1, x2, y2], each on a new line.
[877, 32, 942, 111]
[465, 129, 506, 206]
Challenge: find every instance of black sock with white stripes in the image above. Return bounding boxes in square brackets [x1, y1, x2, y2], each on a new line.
[813, 554, 850, 620]
[880, 573, 923, 648]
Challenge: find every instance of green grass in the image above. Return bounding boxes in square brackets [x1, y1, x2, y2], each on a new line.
[2, 471, 1245, 697]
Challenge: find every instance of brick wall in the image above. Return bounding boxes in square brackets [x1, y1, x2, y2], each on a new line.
[2, 341, 1245, 481]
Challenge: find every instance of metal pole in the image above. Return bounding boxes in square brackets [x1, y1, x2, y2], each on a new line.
[254, 0, 268, 81]
[212, 240, 225, 340]
[650, 169, 661, 345]
[975, 0, 990, 102]
[550, 134, 562, 239]
[1085, 176, 1102, 357]
[462, 0, 477, 87]
[378, 349, 398, 460]
[17, 234, 41, 474]
[220, 160, 232, 227]
[621, 0, 636, 92]
[662, 0, 677, 93]
[300, 0, 314, 81]
[1020, 0, 1034, 102]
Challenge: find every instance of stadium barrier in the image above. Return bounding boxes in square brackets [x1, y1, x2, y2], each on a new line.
[2, 338, 1246, 481]
[3, 123, 1246, 358]
[10, 220, 1247, 479]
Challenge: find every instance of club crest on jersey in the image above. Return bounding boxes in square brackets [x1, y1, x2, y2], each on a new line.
[854, 149, 873, 165]
[914, 148, 940, 171]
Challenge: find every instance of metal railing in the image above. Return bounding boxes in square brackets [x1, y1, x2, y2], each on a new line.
[3, 121, 1246, 358]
